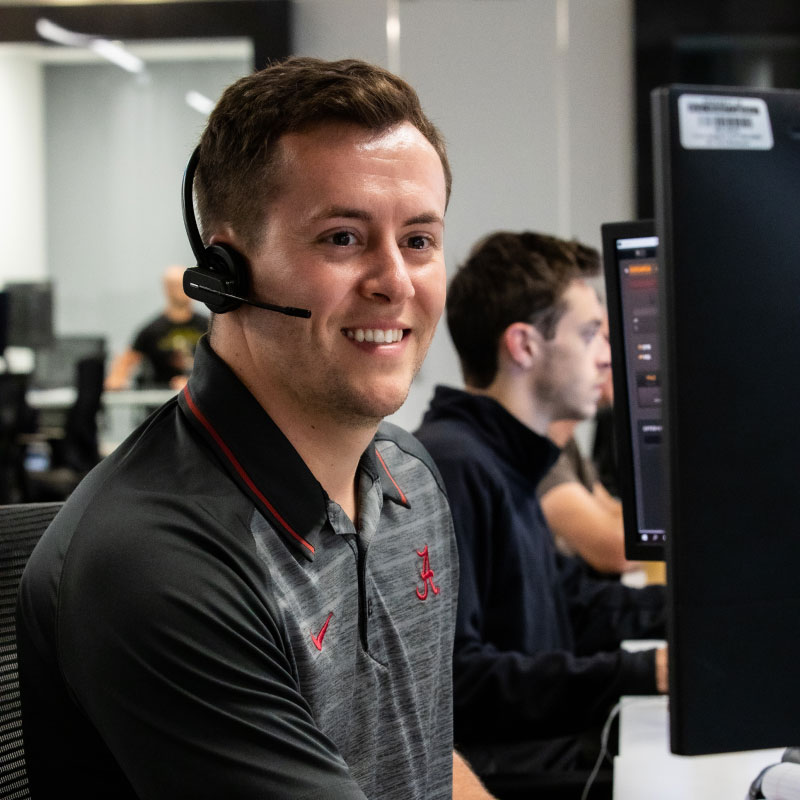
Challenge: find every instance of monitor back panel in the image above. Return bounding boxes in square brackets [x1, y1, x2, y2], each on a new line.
[653, 84, 800, 755]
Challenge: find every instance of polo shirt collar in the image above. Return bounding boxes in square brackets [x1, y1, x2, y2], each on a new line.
[178, 337, 409, 561]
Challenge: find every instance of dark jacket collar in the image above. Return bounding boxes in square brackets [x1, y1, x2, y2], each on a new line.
[178, 337, 408, 561]
[420, 384, 560, 487]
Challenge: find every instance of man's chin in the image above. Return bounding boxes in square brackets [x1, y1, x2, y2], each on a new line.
[328, 384, 412, 430]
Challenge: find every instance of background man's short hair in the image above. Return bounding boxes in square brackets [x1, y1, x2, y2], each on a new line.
[446, 231, 601, 388]
[195, 56, 451, 253]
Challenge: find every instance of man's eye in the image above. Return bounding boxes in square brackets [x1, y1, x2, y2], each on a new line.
[581, 327, 598, 343]
[406, 235, 431, 250]
[329, 231, 357, 246]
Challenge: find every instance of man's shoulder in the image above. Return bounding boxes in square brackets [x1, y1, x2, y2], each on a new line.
[375, 420, 447, 497]
[190, 312, 210, 329]
[414, 412, 489, 465]
[133, 313, 170, 343]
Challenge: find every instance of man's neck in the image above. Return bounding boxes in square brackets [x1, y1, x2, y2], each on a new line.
[273, 411, 375, 523]
[210, 329, 377, 522]
[466, 376, 551, 437]
[164, 303, 194, 323]
[548, 418, 579, 447]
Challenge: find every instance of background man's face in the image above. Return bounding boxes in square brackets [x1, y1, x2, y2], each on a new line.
[533, 280, 611, 422]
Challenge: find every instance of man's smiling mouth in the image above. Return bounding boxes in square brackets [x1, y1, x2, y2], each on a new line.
[344, 328, 406, 343]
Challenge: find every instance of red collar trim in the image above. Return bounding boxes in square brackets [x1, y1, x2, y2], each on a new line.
[181, 386, 315, 555]
[374, 447, 408, 506]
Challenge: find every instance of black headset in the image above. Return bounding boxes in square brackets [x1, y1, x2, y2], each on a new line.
[181, 146, 311, 318]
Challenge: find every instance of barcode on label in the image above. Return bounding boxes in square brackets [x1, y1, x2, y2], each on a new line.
[699, 116, 754, 129]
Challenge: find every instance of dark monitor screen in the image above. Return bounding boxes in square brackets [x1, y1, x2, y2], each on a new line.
[4, 281, 54, 350]
[0, 292, 9, 354]
[31, 335, 107, 391]
[601, 220, 665, 561]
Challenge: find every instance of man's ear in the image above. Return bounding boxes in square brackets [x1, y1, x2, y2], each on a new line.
[208, 224, 242, 252]
[500, 322, 543, 371]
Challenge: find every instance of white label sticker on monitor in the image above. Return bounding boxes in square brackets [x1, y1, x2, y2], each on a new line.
[678, 94, 774, 150]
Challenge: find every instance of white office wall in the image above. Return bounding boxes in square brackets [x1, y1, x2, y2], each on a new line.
[44, 56, 250, 356]
[293, 0, 634, 430]
[0, 47, 46, 283]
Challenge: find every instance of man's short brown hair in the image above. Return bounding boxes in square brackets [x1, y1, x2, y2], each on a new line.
[446, 231, 601, 388]
[195, 56, 451, 253]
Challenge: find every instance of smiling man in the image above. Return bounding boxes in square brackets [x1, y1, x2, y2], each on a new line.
[415, 231, 667, 792]
[17, 58, 486, 799]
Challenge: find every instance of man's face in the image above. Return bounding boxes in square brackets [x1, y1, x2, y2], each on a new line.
[237, 121, 447, 428]
[164, 265, 192, 311]
[534, 280, 611, 422]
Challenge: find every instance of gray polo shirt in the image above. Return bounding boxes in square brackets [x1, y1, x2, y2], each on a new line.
[18, 337, 458, 799]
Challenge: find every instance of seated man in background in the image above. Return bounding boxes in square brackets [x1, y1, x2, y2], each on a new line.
[104, 264, 208, 390]
[18, 56, 490, 799]
[415, 230, 666, 787]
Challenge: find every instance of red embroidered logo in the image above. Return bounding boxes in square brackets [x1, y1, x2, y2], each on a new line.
[415, 545, 440, 600]
[311, 612, 333, 650]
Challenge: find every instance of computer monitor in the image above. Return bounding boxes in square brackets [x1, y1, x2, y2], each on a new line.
[4, 281, 54, 350]
[653, 84, 800, 756]
[0, 292, 9, 355]
[601, 220, 665, 562]
[31, 335, 107, 391]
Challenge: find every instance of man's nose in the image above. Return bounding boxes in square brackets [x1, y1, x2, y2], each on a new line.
[597, 334, 612, 368]
[361, 239, 415, 304]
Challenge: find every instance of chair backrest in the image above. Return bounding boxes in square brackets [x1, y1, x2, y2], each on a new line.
[0, 503, 63, 799]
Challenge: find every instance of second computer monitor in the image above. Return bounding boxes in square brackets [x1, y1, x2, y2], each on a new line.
[601, 219, 665, 561]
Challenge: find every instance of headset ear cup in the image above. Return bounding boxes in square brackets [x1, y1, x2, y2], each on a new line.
[183, 243, 249, 314]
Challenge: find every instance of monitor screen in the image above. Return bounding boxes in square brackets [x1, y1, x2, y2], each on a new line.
[0, 292, 9, 355]
[31, 335, 107, 391]
[601, 220, 665, 561]
[4, 281, 54, 350]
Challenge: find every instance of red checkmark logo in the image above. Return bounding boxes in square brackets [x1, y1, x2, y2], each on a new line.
[311, 612, 333, 651]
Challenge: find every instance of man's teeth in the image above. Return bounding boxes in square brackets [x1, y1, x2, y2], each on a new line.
[346, 329, 405, 343]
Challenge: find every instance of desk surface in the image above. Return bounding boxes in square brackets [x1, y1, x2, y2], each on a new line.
[27, 387, 178, 409]
[614, 695, 785, 799]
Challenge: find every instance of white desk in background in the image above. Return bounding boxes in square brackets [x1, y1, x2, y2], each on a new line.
[27, 387, 178, 455]
[613, 695, 785, 799]
[26, 387, 178, 410]
[26, 386, 77, 409]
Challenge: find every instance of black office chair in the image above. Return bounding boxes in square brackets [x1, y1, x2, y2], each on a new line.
[0, 502, 63, 799]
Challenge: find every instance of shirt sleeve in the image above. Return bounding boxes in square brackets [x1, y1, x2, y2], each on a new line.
[56, 502, 368, 800]
[436, 453, 661, 744]
[537, 439, 596, 497]
[558, 551, 666, 655]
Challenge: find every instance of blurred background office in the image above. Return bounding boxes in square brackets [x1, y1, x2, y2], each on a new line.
[0, 0, 798, 499]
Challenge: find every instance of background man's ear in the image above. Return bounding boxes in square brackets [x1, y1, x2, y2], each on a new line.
[500, 322, 543, 371]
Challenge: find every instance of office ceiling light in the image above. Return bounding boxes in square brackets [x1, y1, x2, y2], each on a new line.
[185, 90, 214, 115]
[36, 17, 146, 74]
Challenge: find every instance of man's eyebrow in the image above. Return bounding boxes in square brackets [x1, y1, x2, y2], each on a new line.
[404, 212, 444, 227]
[310, 206, 372, 223]
[308, 207, 444, 227]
